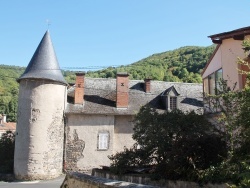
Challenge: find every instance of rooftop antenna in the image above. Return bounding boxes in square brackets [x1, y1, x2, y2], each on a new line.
[46, 19, 51, 30]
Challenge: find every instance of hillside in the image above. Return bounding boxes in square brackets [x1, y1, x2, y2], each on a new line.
[0, 45, 215, 121]
[84, 45, 215, 83]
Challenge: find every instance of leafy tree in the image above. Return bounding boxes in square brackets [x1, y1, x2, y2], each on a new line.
[201, 39, 250, 187]
[109, 106, 227, 181]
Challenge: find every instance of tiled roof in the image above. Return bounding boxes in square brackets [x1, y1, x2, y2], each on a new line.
[0, 122, 16, 131]
[66, 78, 203, 115]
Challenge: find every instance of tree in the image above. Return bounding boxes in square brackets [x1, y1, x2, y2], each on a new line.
[109, 106, 227, 181]
[201, 39, 250, 186]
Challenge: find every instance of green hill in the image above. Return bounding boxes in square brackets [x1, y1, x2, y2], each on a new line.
[83, 45, 215, 83]
[0, 45, 215, 121]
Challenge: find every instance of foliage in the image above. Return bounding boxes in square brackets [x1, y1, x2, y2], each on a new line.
[86, 45, 215, 83]
[205, 79, 240, 155]
[0, 131, 15, 173]
[109, 106, 227, 181]
[0, 65, 24, 122]
[201, 39, 250, 187]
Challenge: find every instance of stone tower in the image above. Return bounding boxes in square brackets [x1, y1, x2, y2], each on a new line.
[14, 31, 67, 180]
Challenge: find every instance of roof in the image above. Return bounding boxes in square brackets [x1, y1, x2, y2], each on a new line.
[0, 122, 16, 131]
[161, 86, 180, 96]
[209, 26, 250, 41]
[66, 78, 203, 115]
[18, 31, 67, 85]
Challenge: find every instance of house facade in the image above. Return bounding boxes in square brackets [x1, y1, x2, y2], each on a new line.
[202, 26, 250, 95]
[64, 73, 203, 172]
[14, 31, 203, 180]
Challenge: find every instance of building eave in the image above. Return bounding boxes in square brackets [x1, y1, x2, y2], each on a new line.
[208, 26, 250, 41]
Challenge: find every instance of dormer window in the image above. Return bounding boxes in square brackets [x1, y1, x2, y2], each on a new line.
[161, 86, 180, 111]
[170, 96, 177, 110]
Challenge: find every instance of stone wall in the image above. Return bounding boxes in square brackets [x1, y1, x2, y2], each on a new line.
[14, 80, 66, 180]
[92, 169, 228, 188]
[60, 172, 157, 188]
[65, 114, 137, 172]
[65, 114, 115, 171]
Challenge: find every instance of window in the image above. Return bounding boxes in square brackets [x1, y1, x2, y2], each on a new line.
[170, 97, 177, 110]
[215, 69, 222, 94]
[97, 132, 109, 150]
[204, 68, 222, 95]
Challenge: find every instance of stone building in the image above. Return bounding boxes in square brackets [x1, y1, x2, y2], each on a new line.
[14, 31, 203, 180]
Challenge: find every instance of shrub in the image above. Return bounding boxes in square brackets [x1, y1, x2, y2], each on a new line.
[109, 106, 227, 182]
[0, 131, 15, 173]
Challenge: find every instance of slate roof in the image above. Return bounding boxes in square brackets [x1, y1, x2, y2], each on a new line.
[18, 31, 67, 85]
[161, 86, 180, 96]
[66, 78, 203, 115]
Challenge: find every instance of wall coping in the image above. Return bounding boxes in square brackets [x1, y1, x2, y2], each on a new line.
[61, 172, 158, 188]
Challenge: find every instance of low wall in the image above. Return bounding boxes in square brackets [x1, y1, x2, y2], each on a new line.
[92, 169, 227, 188]
[60, 172, 158, 188]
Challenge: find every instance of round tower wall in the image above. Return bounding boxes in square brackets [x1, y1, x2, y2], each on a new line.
[14, 79, 67, 180]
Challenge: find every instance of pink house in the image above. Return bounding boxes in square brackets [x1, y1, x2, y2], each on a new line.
[202, 26, 250, 96]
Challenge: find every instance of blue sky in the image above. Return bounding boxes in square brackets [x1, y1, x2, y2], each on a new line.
[1, 1, 250, 70]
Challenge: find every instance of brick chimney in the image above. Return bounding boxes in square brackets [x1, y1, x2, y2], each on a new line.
[74, 72, 85, 104]
[116, 72, 129, 108]
[144, 78, 151, 93]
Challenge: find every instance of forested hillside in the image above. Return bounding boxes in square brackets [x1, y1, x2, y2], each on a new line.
[0, 45, 215, 121]
[84, 45, 215, 83]
[0, 66, 25, 121]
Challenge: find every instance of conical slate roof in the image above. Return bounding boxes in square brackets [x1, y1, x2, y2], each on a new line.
[18, 31, 67, 85]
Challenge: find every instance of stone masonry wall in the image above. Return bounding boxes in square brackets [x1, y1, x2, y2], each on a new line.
[60, 172, 157, 188]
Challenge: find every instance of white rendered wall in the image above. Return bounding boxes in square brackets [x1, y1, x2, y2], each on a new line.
[113, 115, 135, 153]
[221, 38, 244, 90]
[65, 114, 115, 171]
[14, 79, 66, 180]
[202, 46, 222, 79]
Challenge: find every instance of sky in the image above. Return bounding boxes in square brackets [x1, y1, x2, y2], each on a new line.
[1, 0, 250, 71]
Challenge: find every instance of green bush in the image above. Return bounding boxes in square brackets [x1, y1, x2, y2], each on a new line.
[109, 106, 227, 182]
[0, 131, 15, 173]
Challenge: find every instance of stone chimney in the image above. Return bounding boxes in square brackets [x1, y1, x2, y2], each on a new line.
[144, 78, 151, 93]
[74, 72, 85, 104]
[116, 72, 129, 108]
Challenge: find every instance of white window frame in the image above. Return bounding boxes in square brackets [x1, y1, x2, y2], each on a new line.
[97, 131, 109, 150]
